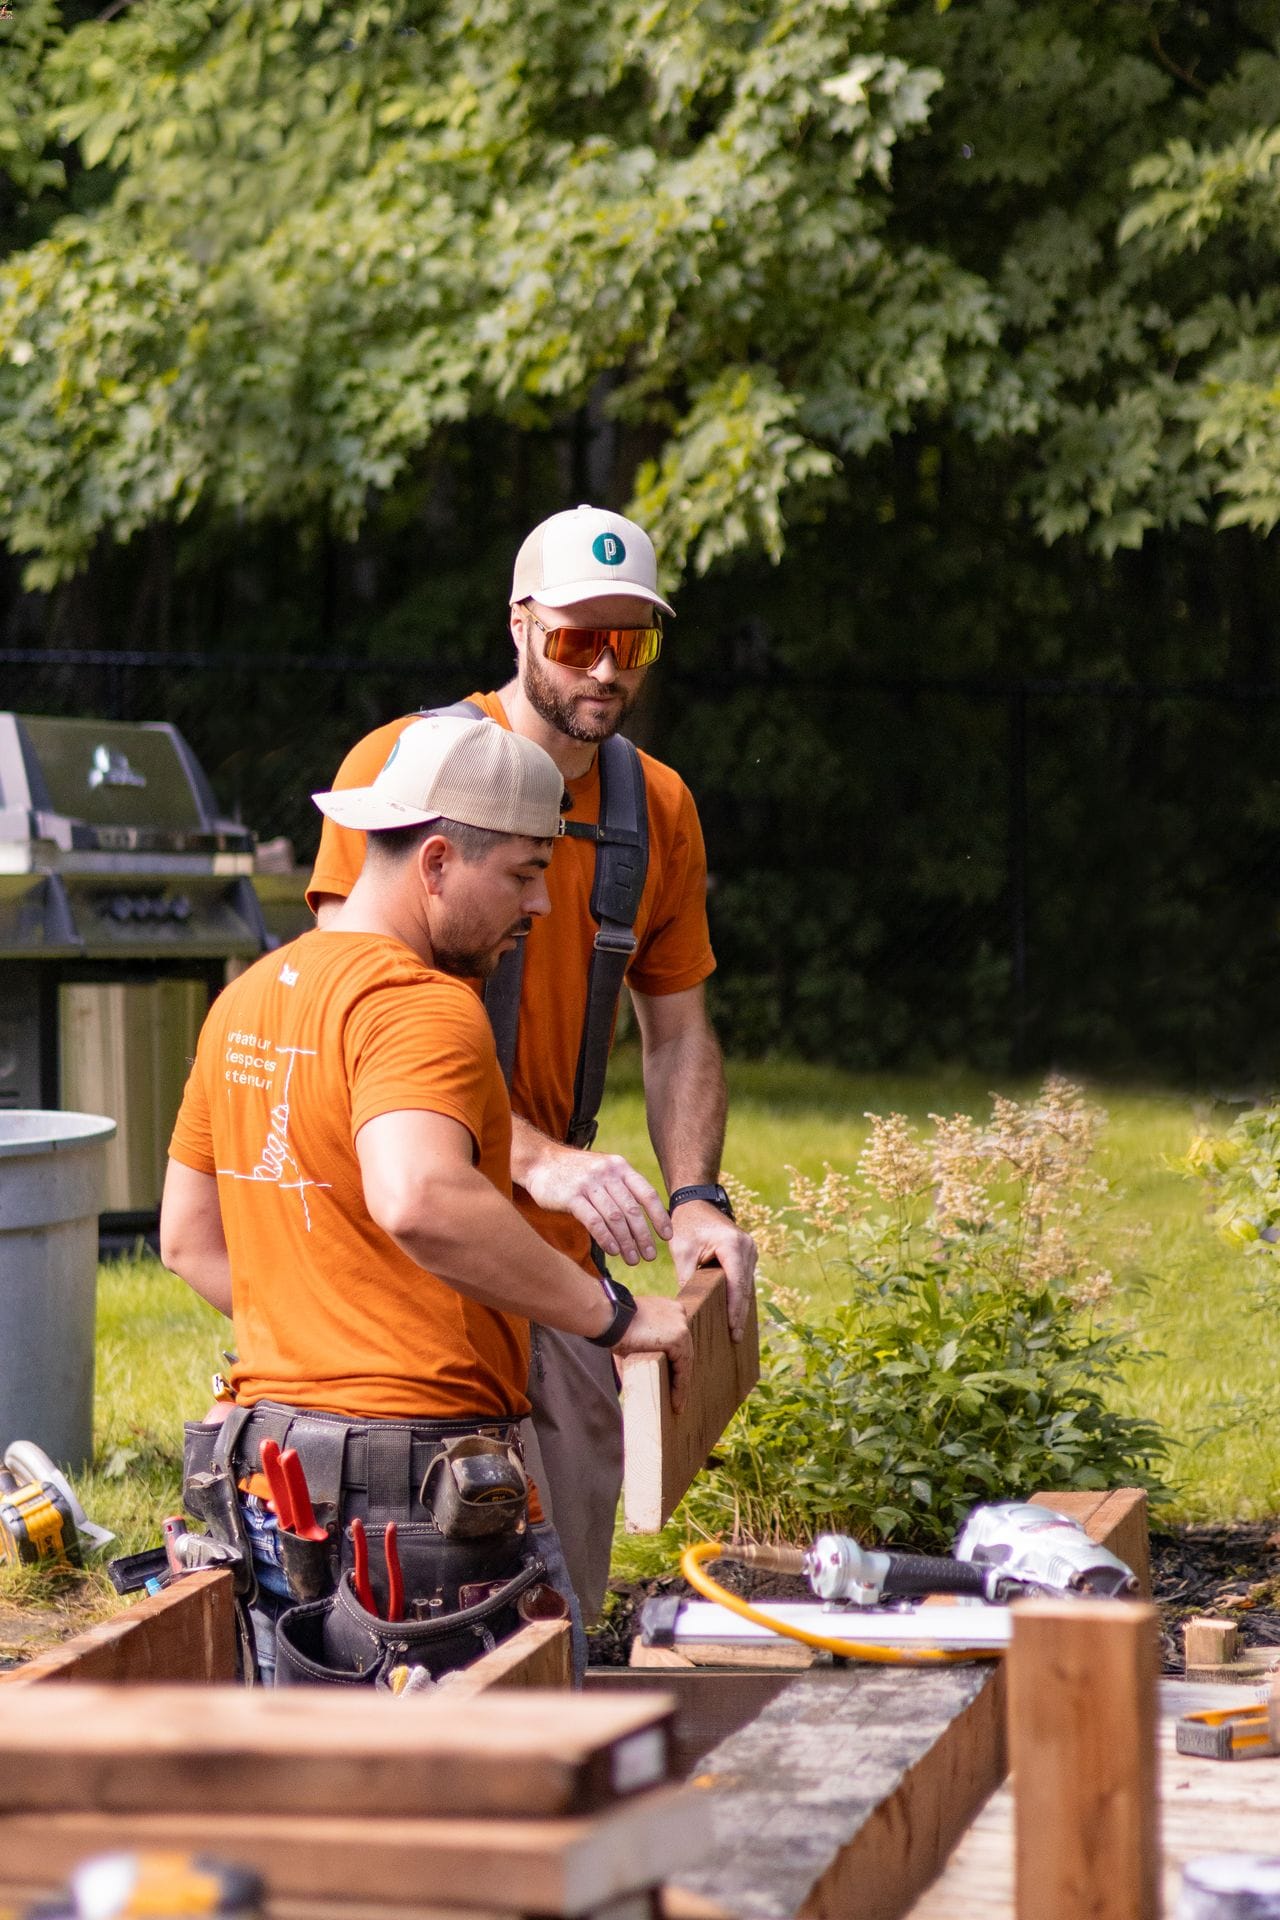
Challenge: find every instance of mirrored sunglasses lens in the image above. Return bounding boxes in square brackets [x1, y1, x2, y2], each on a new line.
[543, 627, 662, 668]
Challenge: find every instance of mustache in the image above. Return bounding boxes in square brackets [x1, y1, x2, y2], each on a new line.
[511, 917, 534, 938]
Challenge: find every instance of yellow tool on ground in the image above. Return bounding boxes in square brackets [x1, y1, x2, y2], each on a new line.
[0, 1442, 113, 1569]
[1175, 1702, 1279, 1761]
[28, 1849, 263, 1917]
[0, 1468, 78, 1568]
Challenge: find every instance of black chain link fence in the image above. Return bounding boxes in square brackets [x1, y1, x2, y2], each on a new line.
[6, 649, 1277, 1085]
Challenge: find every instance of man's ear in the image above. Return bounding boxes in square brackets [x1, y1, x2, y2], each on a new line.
[417, 833, 452, 897]
[509, 602, 528, 657]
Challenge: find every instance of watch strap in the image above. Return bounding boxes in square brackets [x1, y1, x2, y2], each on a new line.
[585, 1277, 638, 1348]
[668, 1182, 735, 1219]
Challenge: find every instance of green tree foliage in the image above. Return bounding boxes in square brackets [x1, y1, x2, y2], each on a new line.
[5, 1, 1280, 585]
[0, 0, 1002, 586]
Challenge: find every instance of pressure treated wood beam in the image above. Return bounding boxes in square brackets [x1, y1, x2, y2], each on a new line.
[620, 1268, 759, 1533]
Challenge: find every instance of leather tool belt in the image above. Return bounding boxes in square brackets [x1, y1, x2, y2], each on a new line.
[183, 1401, 555, 1684]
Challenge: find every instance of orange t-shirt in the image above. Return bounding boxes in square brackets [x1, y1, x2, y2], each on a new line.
[307, 691, 715, 1269]
[168, 928, 532, 1423]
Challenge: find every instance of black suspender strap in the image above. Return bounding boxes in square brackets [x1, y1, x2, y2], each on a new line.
[483, 939, 525, 1090]
[564, 733, 649, 1150]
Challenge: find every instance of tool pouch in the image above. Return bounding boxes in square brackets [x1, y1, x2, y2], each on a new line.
[182, 1469, 258, 1604]
[421, 1435, 529, 1540]
[277, 1527, 334, 1605]
[274, 1556, 549, 1689]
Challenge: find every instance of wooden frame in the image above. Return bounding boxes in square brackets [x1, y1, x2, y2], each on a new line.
[620, 1268, 759, 1532]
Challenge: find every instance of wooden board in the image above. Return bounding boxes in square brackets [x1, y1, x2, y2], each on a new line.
[0, 1569, 236, 1687]
[0, 1685, 676, 1820]
[0, 1786, 708, 1917]
[444, 1618, 572, 1694]
[664, 1486, 1150, 1920]
[906, 1677, 1280, 1919]
[1007, 1599, 1159, 1920]
[620, 1268, 759, 1533]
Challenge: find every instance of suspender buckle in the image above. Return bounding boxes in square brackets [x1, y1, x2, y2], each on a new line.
[592, 924, 638, 958]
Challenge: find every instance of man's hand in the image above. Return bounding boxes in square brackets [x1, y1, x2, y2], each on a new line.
[521, 1142, 673, 1267]
[669, 1201, 758, 1341]
[613, 1296, 695, 1413]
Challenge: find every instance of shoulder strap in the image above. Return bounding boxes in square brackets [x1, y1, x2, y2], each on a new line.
[414, 698, 523, 1087]
[565, 734, 649, 1149]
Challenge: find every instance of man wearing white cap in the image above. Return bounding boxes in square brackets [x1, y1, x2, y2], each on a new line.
[161, 715, 692, 1680]
[307, 506, 757, 1621]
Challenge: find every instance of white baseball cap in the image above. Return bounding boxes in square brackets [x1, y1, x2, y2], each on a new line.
[313, 715, 565, 838]
[511, 504, 675, 617]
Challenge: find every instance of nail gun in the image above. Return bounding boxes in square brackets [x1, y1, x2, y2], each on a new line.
[803, 1500, 1140, 1605]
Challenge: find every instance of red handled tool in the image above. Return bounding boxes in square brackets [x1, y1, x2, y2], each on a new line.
[279, 1448, 326, 1543]
[349, 1516, 376, 1614]
[259, 1438, 295, 1533]
[384, 1521, 404, 1623]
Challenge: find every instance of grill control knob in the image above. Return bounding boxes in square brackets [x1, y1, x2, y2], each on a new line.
[170, 894, 192, 923]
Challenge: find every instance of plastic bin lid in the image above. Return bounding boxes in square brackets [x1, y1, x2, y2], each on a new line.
[0, 1110, 118, 1158]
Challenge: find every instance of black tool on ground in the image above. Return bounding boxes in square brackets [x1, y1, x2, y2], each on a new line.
[106, 1545, 172, 1594]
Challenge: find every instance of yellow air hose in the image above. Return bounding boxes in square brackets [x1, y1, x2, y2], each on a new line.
[679, 1541, 1003, 1666]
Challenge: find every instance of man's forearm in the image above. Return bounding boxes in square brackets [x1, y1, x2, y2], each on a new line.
[641, 1019, 727, 1191]
[374, 1159, 613, 1338]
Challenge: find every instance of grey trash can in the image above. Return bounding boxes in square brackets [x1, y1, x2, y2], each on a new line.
[0, 1110, 116, 1469]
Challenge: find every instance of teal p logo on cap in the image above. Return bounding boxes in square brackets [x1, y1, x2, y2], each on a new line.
[592, 532, 626, 566]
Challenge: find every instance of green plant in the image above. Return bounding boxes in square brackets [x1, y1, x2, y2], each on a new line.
[1188, 1104, 1280, 1257]
[679, 1077, 1169, 1551]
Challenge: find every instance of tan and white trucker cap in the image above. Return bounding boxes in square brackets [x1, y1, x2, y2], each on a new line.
[313, 715, 564, 839]
[511, 504, 675, 617]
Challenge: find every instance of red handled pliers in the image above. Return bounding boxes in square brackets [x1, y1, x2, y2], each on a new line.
[347, 1516, 403, 1620]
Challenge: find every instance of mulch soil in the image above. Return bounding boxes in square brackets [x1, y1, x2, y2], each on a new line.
[587, 1521, 1280, 1672]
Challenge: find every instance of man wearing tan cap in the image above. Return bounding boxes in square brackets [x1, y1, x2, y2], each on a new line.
[307, 506, 757, 1624]
[161, 715, 692, 1681]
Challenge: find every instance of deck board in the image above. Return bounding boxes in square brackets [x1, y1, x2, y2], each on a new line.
[907, 1680, 1280, 1918]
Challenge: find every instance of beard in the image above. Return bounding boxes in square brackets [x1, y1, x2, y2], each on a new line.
[521, 645, 639, 742]
[432, 916, 533, 981]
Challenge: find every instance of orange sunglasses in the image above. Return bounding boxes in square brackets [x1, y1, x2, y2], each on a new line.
[524, 606, 663, 671]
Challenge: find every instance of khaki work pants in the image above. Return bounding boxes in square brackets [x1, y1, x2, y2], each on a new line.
[523, 1324, 622, 1626]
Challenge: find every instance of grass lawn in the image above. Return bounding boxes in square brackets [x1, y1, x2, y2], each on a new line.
[5, 1056, 1274, 1634]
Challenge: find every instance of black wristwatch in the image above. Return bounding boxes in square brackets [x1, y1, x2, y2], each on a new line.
[668, 1182, 736, 1220]
[586, 1274, 639, 1348]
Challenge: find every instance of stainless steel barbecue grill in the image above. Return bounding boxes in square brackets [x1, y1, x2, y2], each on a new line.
[0, 713, 269, 1225]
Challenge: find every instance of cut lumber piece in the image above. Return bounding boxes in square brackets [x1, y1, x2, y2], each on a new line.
[1007, 1598, 1159, 1920]
[0, 1785, 708, 1917]
[0, 1684, 676, 1820]
[1183, 1615, 1239, 1669]
[442, 1618, 572, 1693]
[620, 1268, 758, 1532]
[664, 1485, 1152, 1920]
[0, 1569, 235, 1687]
